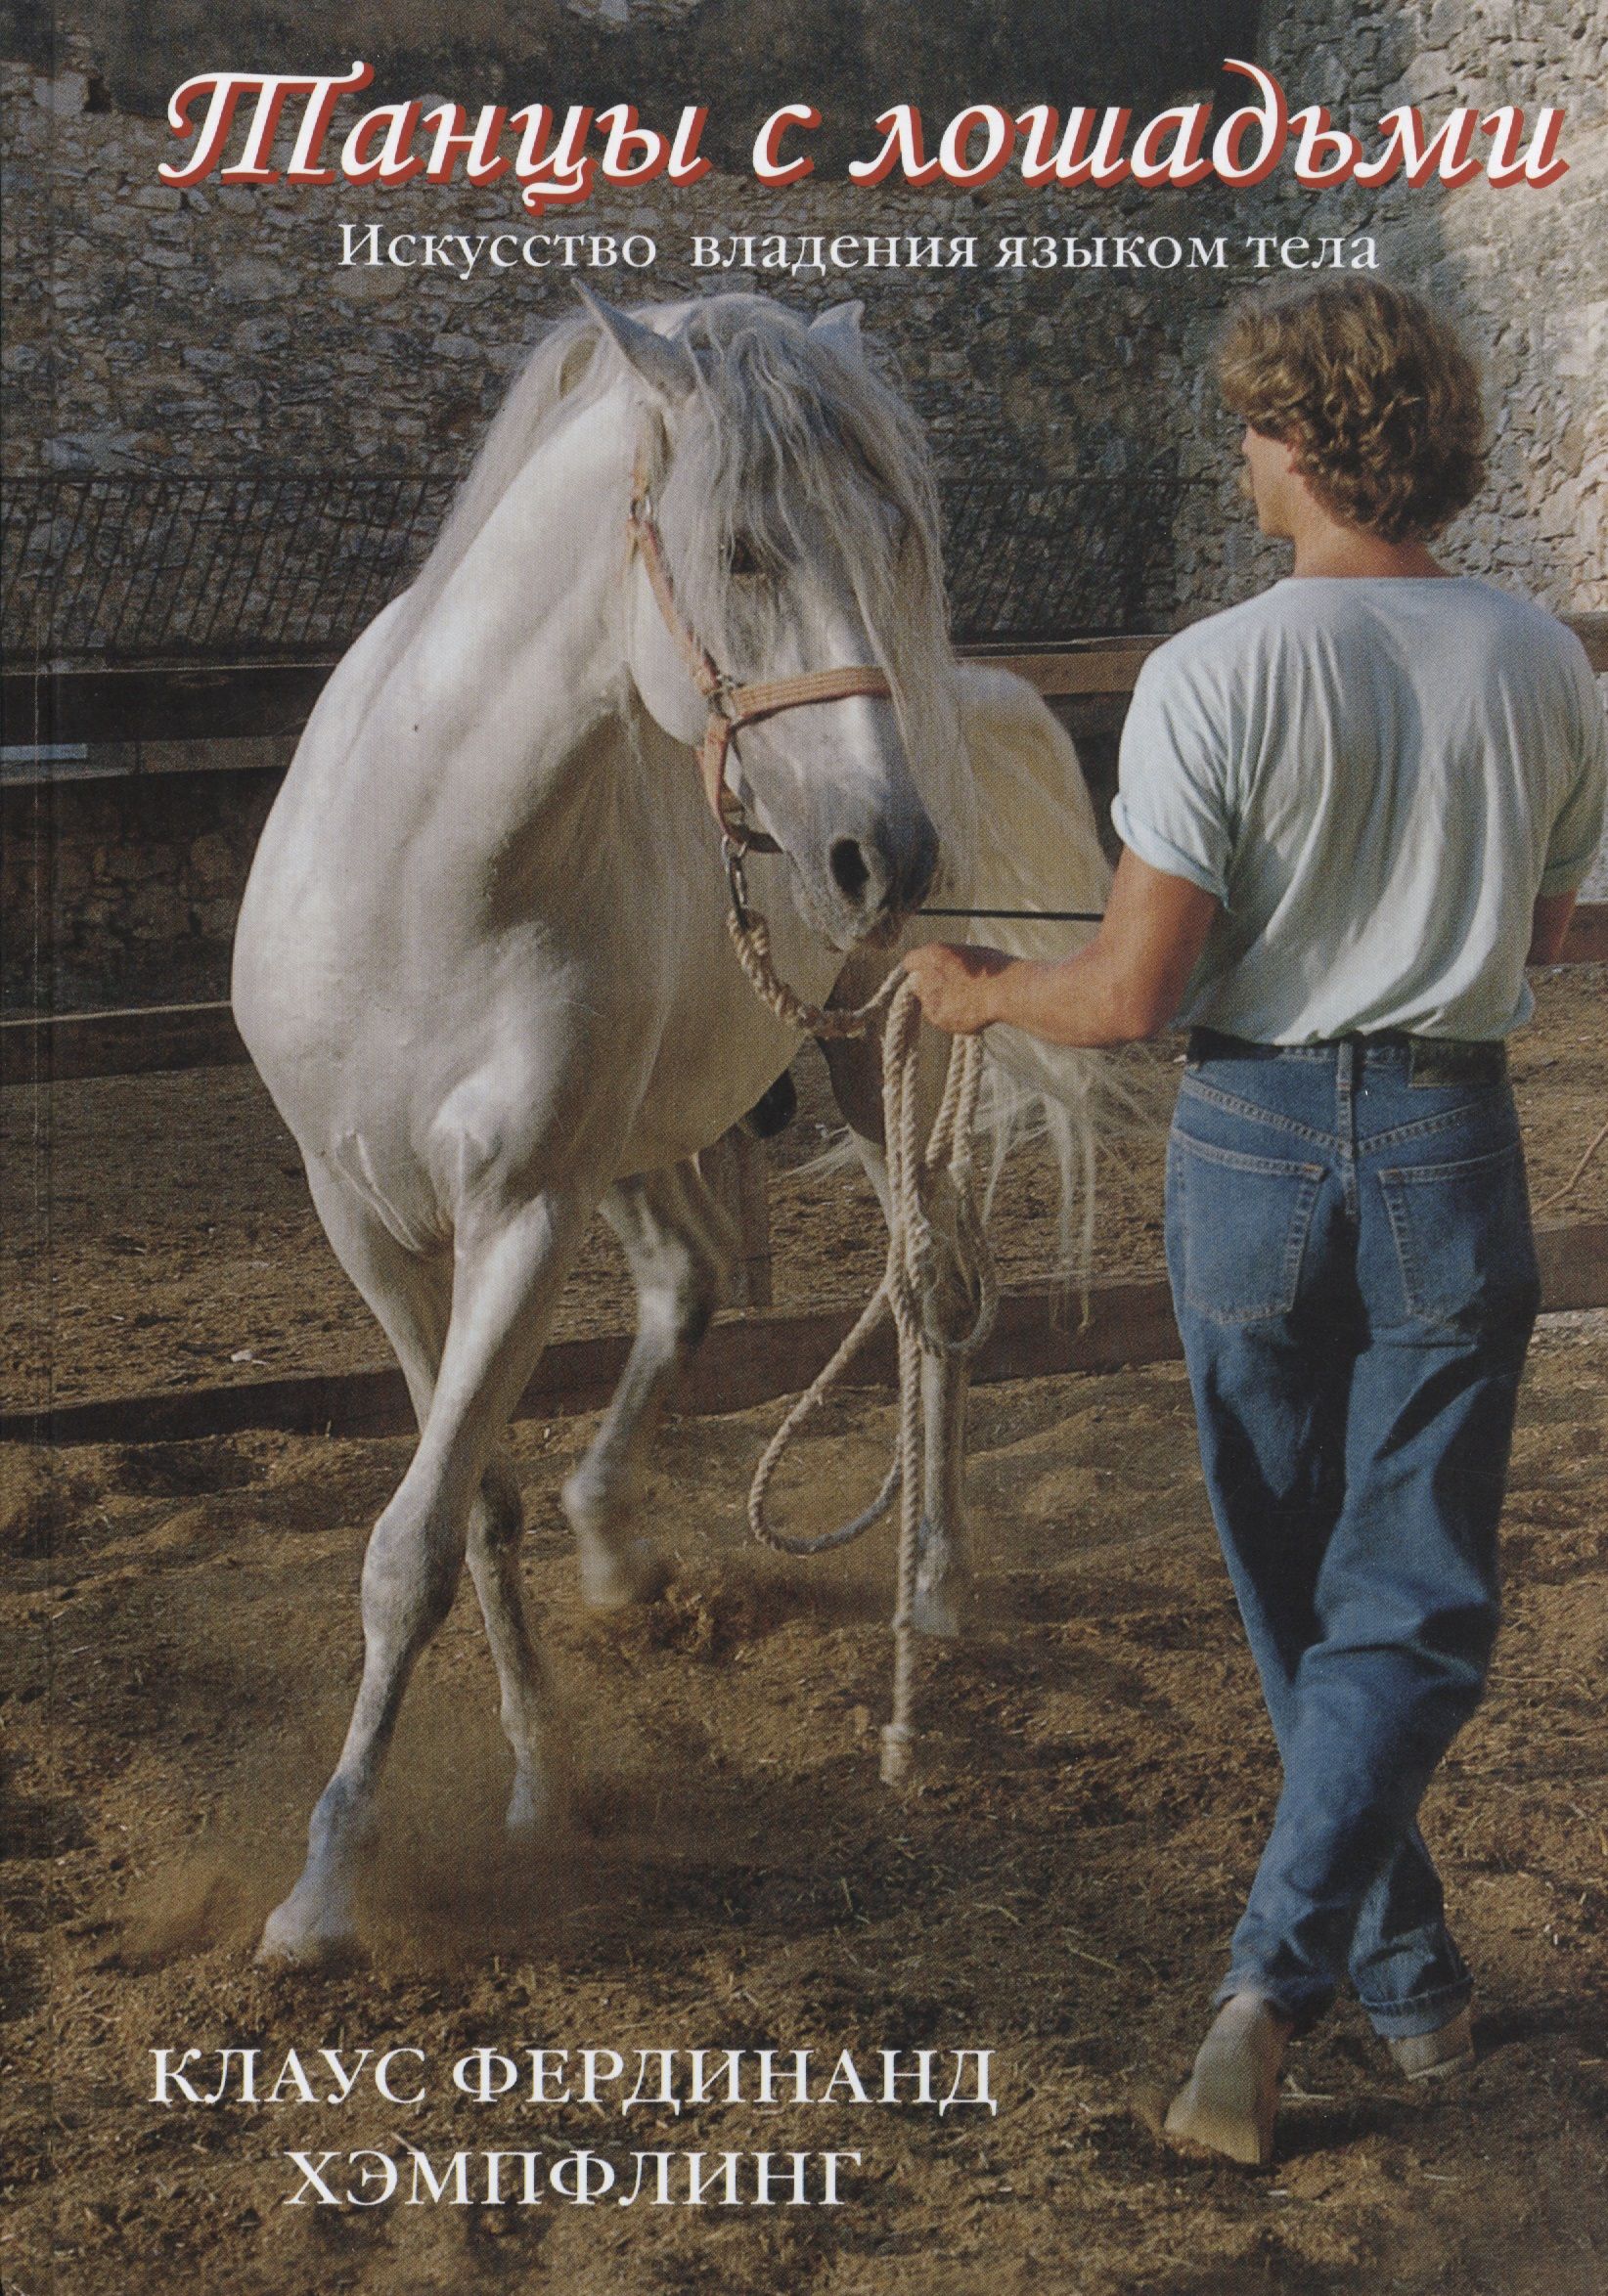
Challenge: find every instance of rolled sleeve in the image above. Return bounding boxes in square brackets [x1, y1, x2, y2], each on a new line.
[1114, 650, 1235, 903]
[1539, 670, 1607, 896]
[1110, 795, 1229, 899]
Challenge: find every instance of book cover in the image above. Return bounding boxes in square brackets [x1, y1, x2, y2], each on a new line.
[2, 5, 1604, 2291]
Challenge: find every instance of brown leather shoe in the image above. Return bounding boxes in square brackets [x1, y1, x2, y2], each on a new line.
[1162, 1995, 1292, 2167]
[1389, 2005, 1475, 2083]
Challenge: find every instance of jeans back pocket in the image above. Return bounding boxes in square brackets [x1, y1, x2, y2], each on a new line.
[1376, 1139, 1541, 1332]
[1168, 1131, 1323, 1326]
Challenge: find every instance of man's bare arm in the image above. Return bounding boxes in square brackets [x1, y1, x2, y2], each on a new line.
[1527, 890, 1577, 965]
[901, 849, 1221, 1045]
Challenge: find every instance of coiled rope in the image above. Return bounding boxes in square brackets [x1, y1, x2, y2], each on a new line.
[724, 848, 999, 1784]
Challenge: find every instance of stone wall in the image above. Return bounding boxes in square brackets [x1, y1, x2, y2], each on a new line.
[1169, 0, 1607, 620]
[4, 7, 1600, 593]
[0, 755, 286, 1013]
[3, 2, 1602, 1005]
[0, 62, 1187, 504]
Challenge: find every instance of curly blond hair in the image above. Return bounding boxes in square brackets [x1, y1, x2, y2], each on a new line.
[1215, 278, 1487, 543]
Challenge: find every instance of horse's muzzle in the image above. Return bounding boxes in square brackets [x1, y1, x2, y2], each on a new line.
[827, 812, 940, 934]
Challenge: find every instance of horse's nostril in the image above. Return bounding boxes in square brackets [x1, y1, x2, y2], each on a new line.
[829, 838, 872, 904]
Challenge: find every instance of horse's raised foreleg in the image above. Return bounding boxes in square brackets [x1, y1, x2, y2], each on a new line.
[257, 1179, 595, 1966]
[562, 1162, 735, 1607]
[820, 1009, 976, 1639]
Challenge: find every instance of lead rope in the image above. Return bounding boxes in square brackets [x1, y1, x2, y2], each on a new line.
[724, 847, 998, 1785]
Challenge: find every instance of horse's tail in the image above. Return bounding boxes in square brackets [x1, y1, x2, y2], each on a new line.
[954, 663, 1171, 1282]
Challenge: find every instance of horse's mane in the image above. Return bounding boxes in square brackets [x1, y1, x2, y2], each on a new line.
[410, 311, 611, 611]
[413, 292, 974, 887]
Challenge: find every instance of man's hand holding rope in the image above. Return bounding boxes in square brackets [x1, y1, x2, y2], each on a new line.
[899, 942, 1015, 1035]
[905, 851, 1222, 1046]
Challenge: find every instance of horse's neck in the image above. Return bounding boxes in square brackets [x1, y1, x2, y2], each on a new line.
[357, 389, 838, 1001]
[388, 398, 640, 814]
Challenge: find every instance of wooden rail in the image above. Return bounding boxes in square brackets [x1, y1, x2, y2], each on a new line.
[986, 614, 1608, 687]
[4, 1221, 1603, 1450]
[5, 614, 1603, 752]
[0, 660, 330, 747]
[0, 998, 252, 1084]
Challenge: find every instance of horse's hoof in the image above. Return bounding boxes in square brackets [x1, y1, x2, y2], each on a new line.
[576, 1537, 668, 1610]
[254, 1893, 359, 1971]
[913, 1514, 971, 1640]
[910, 1579, 966, 1639]
[505, 1773, 563, 1841]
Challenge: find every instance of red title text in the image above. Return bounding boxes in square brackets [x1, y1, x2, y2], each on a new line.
[159, 61, 1569, 215]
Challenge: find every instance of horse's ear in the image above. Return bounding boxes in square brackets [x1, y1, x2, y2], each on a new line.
[556, 328, 599, 397]
[573, 283, 695, 405]
[810, 299, 865, 357]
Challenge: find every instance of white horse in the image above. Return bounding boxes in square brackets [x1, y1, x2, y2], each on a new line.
[232, 287, 1116, 1966]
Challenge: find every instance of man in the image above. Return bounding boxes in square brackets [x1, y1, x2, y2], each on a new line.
[903, 277, 1606, 2168]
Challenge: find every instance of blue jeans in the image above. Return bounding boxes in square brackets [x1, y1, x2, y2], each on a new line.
[1164, 1032, 1540, 2038]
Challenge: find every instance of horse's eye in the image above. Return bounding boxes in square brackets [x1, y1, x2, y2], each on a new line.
[728, 535, 763, 578]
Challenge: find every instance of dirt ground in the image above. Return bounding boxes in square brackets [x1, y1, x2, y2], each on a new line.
[1, 967, 1605, 2295]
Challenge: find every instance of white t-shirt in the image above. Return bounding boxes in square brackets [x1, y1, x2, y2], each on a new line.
[1112, 575, 1607, 1042]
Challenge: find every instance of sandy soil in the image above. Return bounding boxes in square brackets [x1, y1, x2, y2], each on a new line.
[2, 967, 1604, 1414]
[1, 967, 1604, 2293]
[1, 1331, 1604, 2294]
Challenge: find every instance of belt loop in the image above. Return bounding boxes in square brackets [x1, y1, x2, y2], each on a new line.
[1338, 1035, 1356, 1108]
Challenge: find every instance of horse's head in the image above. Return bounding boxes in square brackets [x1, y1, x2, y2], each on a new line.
[581, 287, 965, 950]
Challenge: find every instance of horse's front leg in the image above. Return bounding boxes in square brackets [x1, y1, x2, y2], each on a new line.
[257, 1180, 597, 1967]
[561, 1161, 735, 1607]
